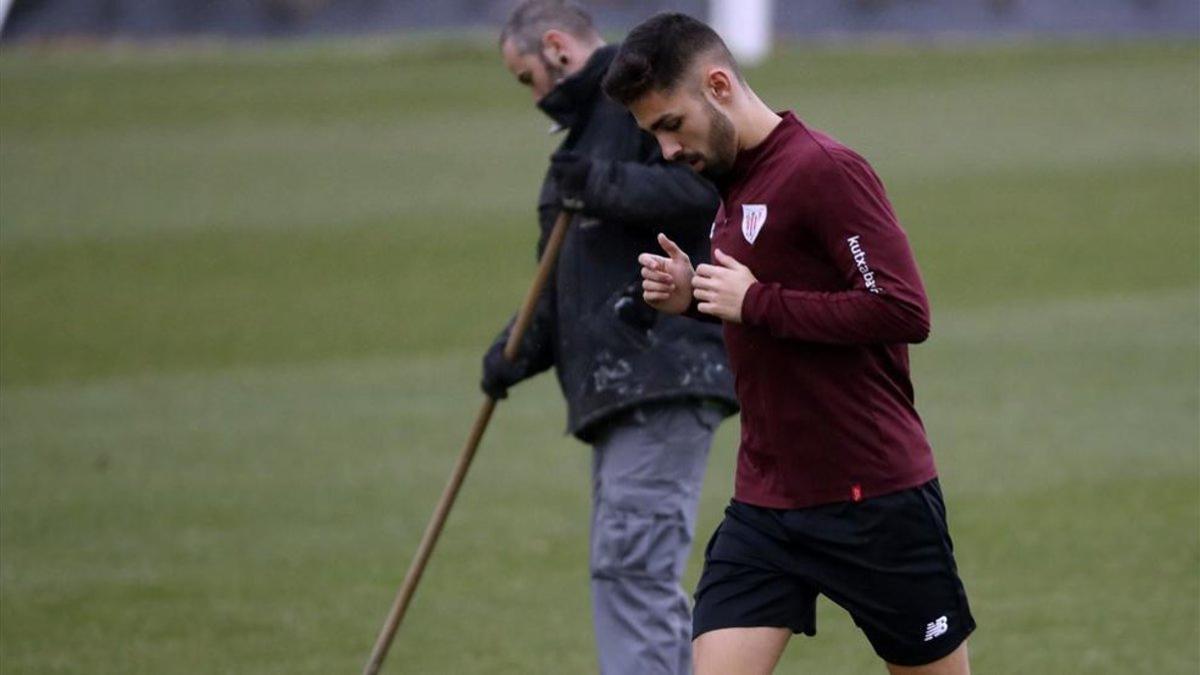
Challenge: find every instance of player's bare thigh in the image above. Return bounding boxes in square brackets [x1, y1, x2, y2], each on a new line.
[887, 641, 970, 675]
[695, 630, 969, 675]
[693, 626, 790, 675]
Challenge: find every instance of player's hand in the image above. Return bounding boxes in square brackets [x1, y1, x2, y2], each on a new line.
[692, 248, 757, 323]
[638, 233, 694, 315]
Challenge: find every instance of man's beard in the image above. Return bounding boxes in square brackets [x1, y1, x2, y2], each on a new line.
[677, 96, 738, 179]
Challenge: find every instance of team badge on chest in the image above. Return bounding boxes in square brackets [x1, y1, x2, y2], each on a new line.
[741, 204, 767, 245]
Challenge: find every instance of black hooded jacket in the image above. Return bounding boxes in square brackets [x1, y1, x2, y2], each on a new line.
[491, 44, 737, 441]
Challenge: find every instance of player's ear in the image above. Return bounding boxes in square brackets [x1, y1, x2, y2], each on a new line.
[706, 67, 735, 103]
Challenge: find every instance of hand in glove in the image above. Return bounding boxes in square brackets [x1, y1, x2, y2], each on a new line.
[549, 151, 592, 211]
[480, 342, 529, 400]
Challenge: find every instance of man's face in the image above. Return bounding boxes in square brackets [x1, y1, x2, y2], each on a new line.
[501, 38, 564, 103]
[628, 82, 738, 179]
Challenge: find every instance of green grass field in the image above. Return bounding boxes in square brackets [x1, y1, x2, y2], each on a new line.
[1, 38, 1197, 674]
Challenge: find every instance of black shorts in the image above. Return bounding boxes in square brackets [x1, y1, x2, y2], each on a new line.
[692, 479, 975, 667]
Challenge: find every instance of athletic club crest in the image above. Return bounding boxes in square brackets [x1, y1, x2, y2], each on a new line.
[741, 204, 767, 244]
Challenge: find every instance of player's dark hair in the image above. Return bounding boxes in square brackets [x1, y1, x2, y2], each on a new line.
[500, 0, 598, 54]
[602, 12, 739, 106]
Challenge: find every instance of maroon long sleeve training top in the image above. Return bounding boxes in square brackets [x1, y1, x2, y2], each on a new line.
[709, 112, 937, 509]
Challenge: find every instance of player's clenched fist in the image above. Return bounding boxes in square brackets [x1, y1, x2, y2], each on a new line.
[638, 233, 695, 315]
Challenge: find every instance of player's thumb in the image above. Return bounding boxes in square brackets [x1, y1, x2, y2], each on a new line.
[714, 248, 745, 270]
[657, 233, 686, 261]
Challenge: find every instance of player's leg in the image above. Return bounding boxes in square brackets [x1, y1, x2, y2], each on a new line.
[693, 626, 790, 675]
[589, 402, 721, 675]
[795, 479, 974, 673]
[691, 502, 819, 675]
[886, 641, 969, 675]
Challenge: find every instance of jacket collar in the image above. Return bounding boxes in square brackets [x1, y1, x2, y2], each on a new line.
[537, 44, 618, 130]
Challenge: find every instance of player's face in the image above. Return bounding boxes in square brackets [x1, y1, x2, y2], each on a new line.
[501, 39, 563, 103]
[628, 85, 738, 179]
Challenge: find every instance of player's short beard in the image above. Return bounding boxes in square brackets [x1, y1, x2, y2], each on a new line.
[696, 95, 737, 179]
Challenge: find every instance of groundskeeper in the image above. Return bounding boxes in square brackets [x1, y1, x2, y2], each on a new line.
[608, 13, 976, 675]
[484, 2, 737, 673]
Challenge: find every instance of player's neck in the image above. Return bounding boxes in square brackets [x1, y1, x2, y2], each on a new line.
[735, 92, 783, 153]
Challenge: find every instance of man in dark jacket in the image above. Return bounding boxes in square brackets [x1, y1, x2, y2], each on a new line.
[484, 2, 736, 673]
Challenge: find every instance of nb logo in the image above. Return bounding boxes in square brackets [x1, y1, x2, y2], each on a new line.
[924, 616, 949, 642]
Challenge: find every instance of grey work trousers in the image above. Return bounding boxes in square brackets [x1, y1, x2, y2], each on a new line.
[589, 401, 723, 675]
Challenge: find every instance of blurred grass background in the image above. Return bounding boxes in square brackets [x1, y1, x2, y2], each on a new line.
[1, 39, 1197, 673]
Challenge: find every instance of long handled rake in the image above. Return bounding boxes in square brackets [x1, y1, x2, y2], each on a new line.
[361, 209, 574, 675]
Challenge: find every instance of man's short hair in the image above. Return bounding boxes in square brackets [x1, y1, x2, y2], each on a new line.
[500, 0, 597, 54]
[602, 12, 738, 106]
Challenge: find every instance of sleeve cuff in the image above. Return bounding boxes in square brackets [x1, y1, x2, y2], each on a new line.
[580, 157, 611, 216]
[741, 281, 777, 327]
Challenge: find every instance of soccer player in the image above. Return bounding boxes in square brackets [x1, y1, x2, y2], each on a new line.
[602, 13, 975, 675]
[487, 3, 737, 673]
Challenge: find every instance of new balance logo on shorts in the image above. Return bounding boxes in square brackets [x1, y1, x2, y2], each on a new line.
[924, 616, 949, 642]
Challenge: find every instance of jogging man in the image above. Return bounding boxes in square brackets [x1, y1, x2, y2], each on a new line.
[603, 13, 974, 675]
[484, 3, 737, 673]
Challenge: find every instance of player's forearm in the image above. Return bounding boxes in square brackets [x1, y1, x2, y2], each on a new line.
[741, 283, 930, 345]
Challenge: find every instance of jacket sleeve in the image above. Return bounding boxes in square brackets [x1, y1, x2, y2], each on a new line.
[488, 297, 555, 380]
[740, 149, 931, 345]
[579, 137, 720, 235]
[487, 213, 560, 378]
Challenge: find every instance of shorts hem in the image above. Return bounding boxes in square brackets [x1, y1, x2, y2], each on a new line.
[692, 621, 815, 642]
[878, 624, 975, 668]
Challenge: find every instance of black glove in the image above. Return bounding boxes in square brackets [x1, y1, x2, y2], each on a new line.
[481, 341, 528, 400]
[549, 151, 592, 211]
